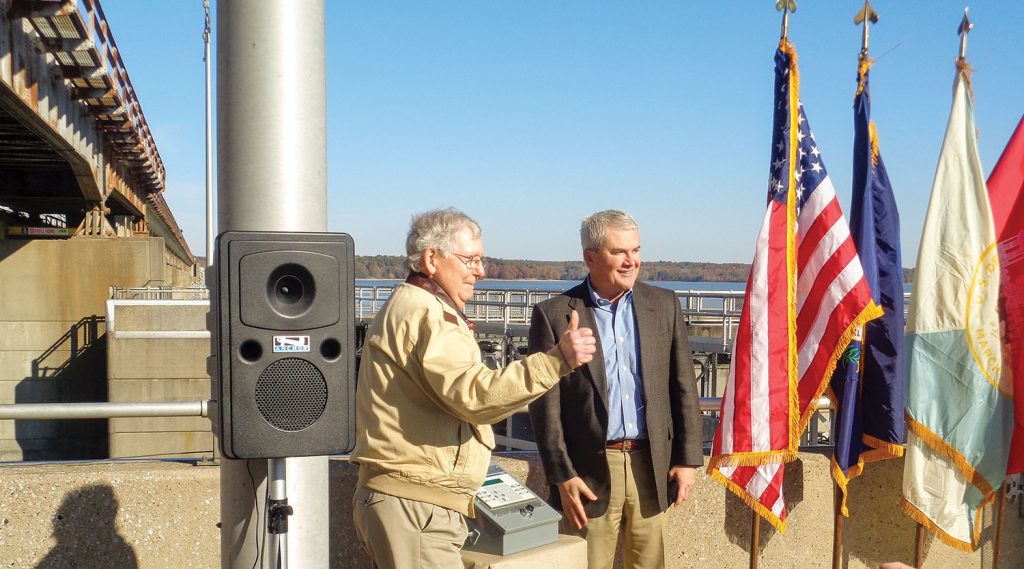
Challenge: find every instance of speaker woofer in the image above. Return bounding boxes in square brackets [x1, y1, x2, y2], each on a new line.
[255, 358, 327, 431]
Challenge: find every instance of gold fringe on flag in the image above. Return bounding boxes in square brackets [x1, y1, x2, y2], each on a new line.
[781, 37, 802, 455]
[708, 448, 799, 470]
[710, 469, 788, 533]
[798, 301, 884, 433]
[956, 58, 975, 100]
[905, 415, 995, 496]
[901, 495, 993, 553]
[831, 437, 905, 517]
[855, 55, 874, 97]
[868, 121, 881, 166]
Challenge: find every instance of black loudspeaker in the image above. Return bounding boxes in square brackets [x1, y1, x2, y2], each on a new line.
[209, 231, 355, 459]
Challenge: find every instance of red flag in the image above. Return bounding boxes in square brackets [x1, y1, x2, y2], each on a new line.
[986, 115, 1024, 475]
[708, 40, 881, 530]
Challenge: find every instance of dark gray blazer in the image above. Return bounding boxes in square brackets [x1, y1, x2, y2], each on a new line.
[527, 281, 703, 517]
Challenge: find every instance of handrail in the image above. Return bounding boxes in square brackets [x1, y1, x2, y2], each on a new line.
[0, 398, 828, 420]
[0, 401, 208, 420]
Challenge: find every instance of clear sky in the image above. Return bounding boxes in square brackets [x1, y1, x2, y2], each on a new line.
[99, 1, 1023, 265]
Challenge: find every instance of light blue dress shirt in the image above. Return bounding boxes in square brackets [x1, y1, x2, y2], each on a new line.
[586, 278, 647, 442]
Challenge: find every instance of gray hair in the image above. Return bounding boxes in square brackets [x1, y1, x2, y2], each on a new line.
[580, 210, 639, 251]
[405, 208, 482, 273]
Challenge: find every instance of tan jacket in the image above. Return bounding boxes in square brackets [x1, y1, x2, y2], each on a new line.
[350, 282, 571, 516]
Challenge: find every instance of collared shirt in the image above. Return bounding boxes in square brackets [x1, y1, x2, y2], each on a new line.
[586, 277, 647, 442]
[404, 272, 475, 329]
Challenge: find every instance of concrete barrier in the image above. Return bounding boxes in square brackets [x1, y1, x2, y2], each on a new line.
[0, 453, 1018, 568]
[0, 238, 192, 461]
[106, 300, 213, 459]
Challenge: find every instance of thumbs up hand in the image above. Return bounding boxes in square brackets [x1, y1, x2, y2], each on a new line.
[558, 310, 596, 369]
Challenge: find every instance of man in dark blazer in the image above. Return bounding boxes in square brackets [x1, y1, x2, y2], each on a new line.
[528, 210, 703, 569]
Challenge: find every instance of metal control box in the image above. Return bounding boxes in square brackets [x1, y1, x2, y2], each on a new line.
[464, 463, 562, 556]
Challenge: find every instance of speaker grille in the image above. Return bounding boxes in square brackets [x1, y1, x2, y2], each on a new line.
[255, 358, 327, 431]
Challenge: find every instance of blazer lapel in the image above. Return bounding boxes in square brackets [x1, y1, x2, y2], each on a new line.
[632, 284, 660, 403]
[568, 288, 609, 415]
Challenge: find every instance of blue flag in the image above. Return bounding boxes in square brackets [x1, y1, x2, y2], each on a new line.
[829, 59, 906, 516]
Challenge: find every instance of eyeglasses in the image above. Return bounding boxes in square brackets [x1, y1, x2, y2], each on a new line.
[452, 253, 486, 270]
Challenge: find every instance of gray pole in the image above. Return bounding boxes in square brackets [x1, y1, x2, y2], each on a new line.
[217, 2, 329, 568]
[204, 0, 214, 266]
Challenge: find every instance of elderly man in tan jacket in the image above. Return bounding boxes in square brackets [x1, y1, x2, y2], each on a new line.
[350, 208, 596, 569]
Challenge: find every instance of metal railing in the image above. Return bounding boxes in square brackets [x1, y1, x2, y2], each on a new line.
[110, 286, 209, 300]
[0, 401, 208, 420]
[356, 285, 565, 322]
[0, 398, 830, 452]
[356, 285, 744, 342]
[675, 290, 744, 346]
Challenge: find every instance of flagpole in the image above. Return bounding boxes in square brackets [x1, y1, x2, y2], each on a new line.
[832, 9, 879, 569]
[831, 485, 843, 569]
[754, 7, 794, 566]
[749, 511, 761, 569]
[957, 8, 972, 62]
[993, 480, 1008, 569]
[777, 0, 795, 41]
[854, 0, 878, 57]
[914, 523, 925, 567]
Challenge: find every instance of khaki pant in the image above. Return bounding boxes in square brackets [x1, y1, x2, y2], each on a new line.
[352, 485, 469, 569]
[565, 448, 667, 569]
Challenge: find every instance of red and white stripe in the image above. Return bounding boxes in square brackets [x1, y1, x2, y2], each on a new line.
[714, 198, 792, 459]
[711, 165, 876, 530]
[794, 176, 874, 419]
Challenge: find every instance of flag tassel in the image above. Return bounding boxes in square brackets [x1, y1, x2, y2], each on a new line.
[905, 416, 996, 496]
[799, 301, 883, 431]
[901, 497, 984, 553]
[709, 468, 787, 532]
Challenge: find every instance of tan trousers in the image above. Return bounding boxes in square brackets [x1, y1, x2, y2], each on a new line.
[352, 485, 468, 569]
[567, 448, 667, 569]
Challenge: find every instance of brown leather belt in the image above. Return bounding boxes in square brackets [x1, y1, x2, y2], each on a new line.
[605, 439, 649, 452]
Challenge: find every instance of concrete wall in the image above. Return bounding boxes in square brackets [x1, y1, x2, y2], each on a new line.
[106, 300, 213, 459]
[0, 237, 189, 460]
[0, 453, 1019, 569]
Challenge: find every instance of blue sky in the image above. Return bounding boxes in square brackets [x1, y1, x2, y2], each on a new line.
[99, 1, 1023, 265]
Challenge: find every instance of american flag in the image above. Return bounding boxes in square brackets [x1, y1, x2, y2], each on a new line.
[709, 41, 881, 531]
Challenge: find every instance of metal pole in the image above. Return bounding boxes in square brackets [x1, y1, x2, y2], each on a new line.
[749, 510, 761, 569]
[267, 458, 291, 569]
[832, 484, 843, 569]
[203, 0, 214, 267]
[0, 401, 208, 420]
[217, 2, 329, 568]
[957, 8, 972, 62]
[914, 523, 925, 568]
[994, 480, 1008, 569]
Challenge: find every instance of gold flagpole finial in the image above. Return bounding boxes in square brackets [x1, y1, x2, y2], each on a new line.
[957, 7, 972, 61]
[777, 0, 797, 40]
[854, 0, 879, 56]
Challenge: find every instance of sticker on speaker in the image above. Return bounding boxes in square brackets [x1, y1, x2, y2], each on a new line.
[273, 335, 310, 352]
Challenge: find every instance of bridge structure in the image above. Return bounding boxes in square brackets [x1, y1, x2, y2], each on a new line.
[0, 0, 198, 462]
[0, 0, 191, 266]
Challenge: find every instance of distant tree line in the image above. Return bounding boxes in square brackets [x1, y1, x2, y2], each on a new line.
[355, 255, 917, 284]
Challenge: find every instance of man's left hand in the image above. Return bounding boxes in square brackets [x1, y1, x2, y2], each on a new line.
[668, 465, 697, 506]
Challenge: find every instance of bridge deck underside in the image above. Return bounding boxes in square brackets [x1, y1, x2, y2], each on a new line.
[0, 103, 84, 217]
